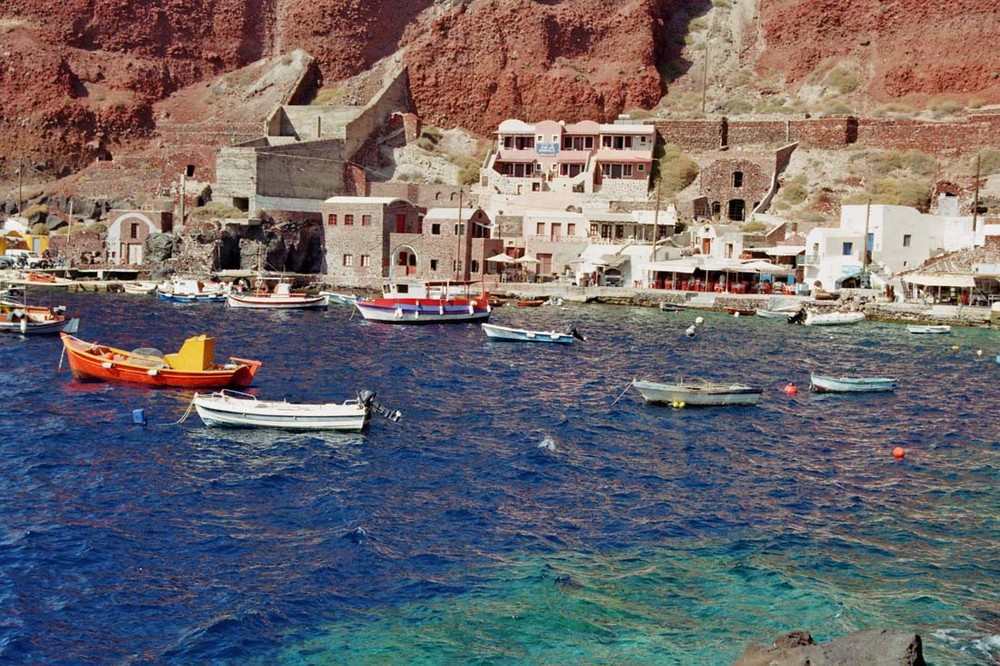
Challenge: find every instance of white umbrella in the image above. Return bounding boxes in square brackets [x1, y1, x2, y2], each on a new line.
[486, 253, 516, 264]
[516, 254, 539, 264]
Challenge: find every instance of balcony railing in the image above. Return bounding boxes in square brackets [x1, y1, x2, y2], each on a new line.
[800, 254, 820, 265]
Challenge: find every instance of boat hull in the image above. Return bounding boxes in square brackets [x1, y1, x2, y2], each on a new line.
[481, 323, 574, 344]
[355, 299, 491, 324]
[809, 374, 897, 393]
[804, 312, 866, 326]
[158, 292, 227, 303]
[60, 333, 261, 389]
[1, 315, 79, 335]
[906, 325, 951, 334]
[193, 393, 368, 431]
[632, 379, 762, 406]
[226, 294, 329, 309]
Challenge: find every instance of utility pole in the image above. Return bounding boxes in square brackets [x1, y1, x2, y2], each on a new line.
[651, 180, 662, 261]
[454, 188, 464, 281]
[17, 157, 23, 221]
[179, 172, 186, 228]
[972, 154, 981, 234]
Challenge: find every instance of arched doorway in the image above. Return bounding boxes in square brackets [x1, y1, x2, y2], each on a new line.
[727, 199, 745, 221]
[390, 246, 418, 278]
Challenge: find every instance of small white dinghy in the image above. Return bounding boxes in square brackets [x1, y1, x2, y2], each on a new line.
[906, 324, 951, 334]
[481, 322, 585, 344]
[193, 389, 401, 431]
[809, 374, 897, 393]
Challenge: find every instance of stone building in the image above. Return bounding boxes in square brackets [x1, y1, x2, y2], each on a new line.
[696, 142, 797, 223]
[320, 196, 421, 285]
[106, 210, 174, 265]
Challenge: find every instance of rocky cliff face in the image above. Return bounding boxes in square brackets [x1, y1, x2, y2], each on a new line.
[1, 0, 998, 190]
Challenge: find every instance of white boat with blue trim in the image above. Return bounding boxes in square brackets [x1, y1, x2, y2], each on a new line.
[354, 280, 491, 324]
[809, 374, 897, 393]
[193, 389, 401, 431]
[481, 322, 585, 344]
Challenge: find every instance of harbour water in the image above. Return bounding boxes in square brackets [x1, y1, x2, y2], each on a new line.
[0, 293, 997, 664]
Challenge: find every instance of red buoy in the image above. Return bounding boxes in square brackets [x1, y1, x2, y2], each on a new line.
[892, 446, 906, 460]
[783, 382, 798, 396]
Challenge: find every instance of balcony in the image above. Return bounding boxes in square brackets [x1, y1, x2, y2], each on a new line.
[800, 254, 820, 265]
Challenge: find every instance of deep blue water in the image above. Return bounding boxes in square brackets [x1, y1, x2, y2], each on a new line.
[0, 293, 997, 665]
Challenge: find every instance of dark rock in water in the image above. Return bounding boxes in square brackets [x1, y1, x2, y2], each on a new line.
[732, 629, 925, 666]
[553, 574, 582, 590]
[343, 527, 367, 544]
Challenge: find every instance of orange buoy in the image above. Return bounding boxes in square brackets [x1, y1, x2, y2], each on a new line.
[892, 446, 906, 460]
[783, 382, 798, 396]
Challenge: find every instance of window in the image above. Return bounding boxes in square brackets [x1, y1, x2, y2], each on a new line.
[396, 213, 406, 233]
[536, 222, 545, 235]
[327, 214, 337, 226]
[733, 171, 743, 187]
[344, 214, 354, 226]
[360, 254, 370, 267]
[842, 242, 853, 256]
[638, 164, 645, 172]
[903, 234, 911, 247]
[362, 214, 372, 226]
[431, 223, 441, 235]
[343, 254, 353, 266]
[471, 260, 479, 273]
[130, 222, 139, 239]
[567, 223, 576, 236]
[430, 259, 438, 271]
[454, 223, 465, 235]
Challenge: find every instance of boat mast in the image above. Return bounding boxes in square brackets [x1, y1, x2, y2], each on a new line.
[454, 188, 463, 281]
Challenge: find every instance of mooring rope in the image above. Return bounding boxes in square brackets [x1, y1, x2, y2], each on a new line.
[610, 379, 636, 406]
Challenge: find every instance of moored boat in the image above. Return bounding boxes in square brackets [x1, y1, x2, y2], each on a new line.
[906, 324, 951, 334]
[193, 389, 400, 431]
[122, 281, 159, 295]
[481, 322, 585, 344]
[157, 278, 229, 303]
[631, 378, 762, 406]
[319, 291, 359, 306]
[756, 308, 795, 319]
[227, 281, 328, 309]
[0, 301, 79, 335]
[60, 332, 262, 388]
[354, 280, 491, 324]
[809, 373, 897, 393]
[803, 310, 866, 326]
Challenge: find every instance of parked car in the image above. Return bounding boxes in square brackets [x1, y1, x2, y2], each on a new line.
[6, 249, 49, 269]
[0, 254, 13, 269]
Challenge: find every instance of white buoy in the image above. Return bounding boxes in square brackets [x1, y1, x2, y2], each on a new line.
[538, 437, 556, 451]
[695, 316, 705, 325]
[685, 325, 696, 337]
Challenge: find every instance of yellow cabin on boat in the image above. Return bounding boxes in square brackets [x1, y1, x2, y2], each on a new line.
[163, 335, 215, 371]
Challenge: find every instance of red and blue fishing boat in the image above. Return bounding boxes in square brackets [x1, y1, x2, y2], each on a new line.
[354, 280, 491, 324]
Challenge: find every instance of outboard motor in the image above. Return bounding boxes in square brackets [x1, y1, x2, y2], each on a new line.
[563, 324, 586, 341]
[788, 307, 806, 325]
[358, 390, 403, 423]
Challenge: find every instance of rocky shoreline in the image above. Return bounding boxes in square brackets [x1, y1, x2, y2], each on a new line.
[732, 629, 926, 666]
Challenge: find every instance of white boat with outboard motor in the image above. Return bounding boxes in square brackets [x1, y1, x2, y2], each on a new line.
[192, 389, 401, 431]
[809, 374, 897, 393]
[481, 322, 585, 344]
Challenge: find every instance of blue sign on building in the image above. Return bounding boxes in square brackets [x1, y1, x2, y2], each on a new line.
[536, 142, 560, 156]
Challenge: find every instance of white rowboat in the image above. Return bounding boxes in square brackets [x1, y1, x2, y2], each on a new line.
[809, 374, 897, 393]
[804, 311, 866, 326]
[193, 389, 400, 431]
[481, 323, 585, 344]
[632, 379, 762, 406]
[906, 324, 951, 334]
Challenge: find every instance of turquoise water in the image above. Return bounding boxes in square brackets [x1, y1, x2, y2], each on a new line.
[0, 295, 997, 664]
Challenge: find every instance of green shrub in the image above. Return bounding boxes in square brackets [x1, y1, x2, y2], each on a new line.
[825, 67, 858, 94]
[742, 221, 766, 232]
[870, 150, 904, 173]
[974, 149, 1000, 176]
[778, 181, 808, 205]
[872, 102, 914, 118]
[717, 99, 753, 115]
[929, 97, 964, 118]
[659, 154, 700, 195]
[820, 100, 854, 116]
[188, 203, 246, 220]
[897, 180, 931, 209]
[901, 150, 938, 177]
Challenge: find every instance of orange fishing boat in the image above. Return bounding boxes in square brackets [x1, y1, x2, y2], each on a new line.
[60, 333, 262, 389]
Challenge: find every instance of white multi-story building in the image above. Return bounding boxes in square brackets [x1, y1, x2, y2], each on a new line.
[803, 204, 983, 291]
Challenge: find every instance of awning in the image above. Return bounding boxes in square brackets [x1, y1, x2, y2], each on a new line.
[600, 254, 630, 269]
[836, 267, 864, 284]
[903, 273, 976, 288]
[485, 253, 516, 264]
[647, 260, 698, 274]
[763, 246, 806, 257]
[741, 260, 794, 276]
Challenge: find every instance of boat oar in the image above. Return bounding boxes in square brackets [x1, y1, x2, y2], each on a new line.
[610, 379, 636, 406]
